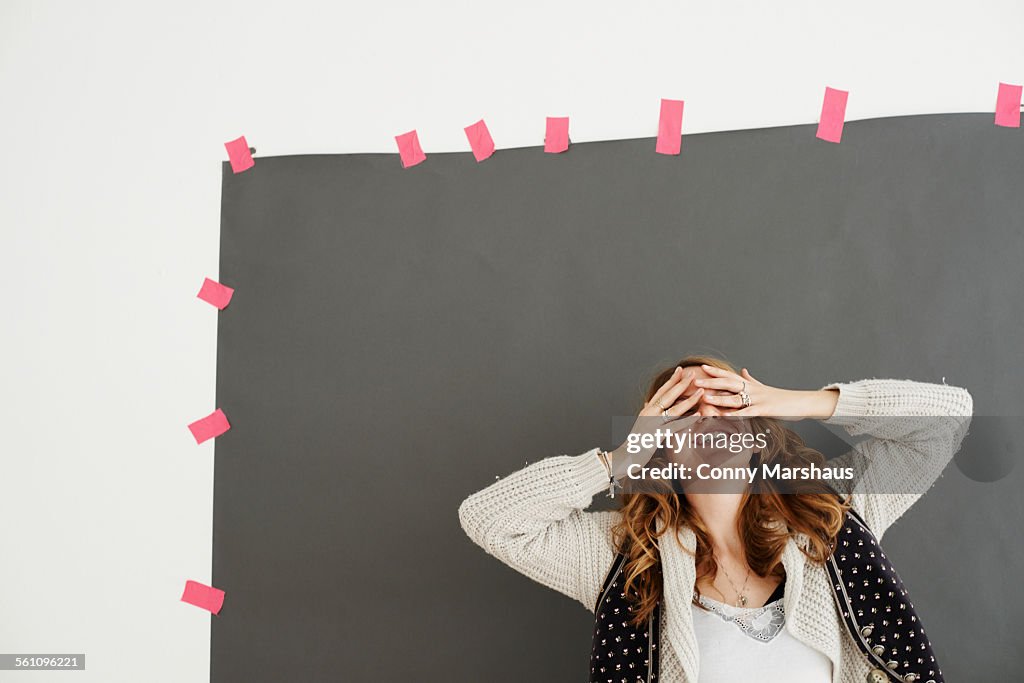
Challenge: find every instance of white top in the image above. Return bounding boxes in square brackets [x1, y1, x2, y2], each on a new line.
[458, 379, 973, 682]
[692, 594, 832, 683]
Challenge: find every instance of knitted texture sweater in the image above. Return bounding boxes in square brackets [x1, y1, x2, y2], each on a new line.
[458, 379, 973, 683]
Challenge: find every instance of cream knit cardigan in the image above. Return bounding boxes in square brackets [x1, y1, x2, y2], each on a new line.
[458, 379, 973, 683]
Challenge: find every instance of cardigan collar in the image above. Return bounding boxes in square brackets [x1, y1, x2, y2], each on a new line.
[658, 526, 843, 683]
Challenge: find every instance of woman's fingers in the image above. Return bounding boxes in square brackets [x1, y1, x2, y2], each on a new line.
[699, 364, 748, 390]
[694, 376, 744, 393]
[644, 364, 763, 419]
[667, 387, 704, 416]
[658, 370, 699, 408]
[647, 366, 683, 409]
[701, 364, 741, 380]
[648, 367, 696, 412]
[700, 392, 744, 408]
[691, 366, 767, 416]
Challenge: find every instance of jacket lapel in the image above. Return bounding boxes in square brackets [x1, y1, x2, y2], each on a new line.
[782, 533, 843, 683]
[659, 525, 701, 682]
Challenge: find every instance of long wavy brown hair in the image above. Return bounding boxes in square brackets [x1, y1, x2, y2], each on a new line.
[611, 354, 850, 627]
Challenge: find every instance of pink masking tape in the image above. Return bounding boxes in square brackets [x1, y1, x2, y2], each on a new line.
[394, 130, 426, 168]
[197, 277, 234, 310]
[995, 82, 1022, 128]
[224, 136, 254, 173]
[655, 99, 685, 155]
[464, 119, 495, 162]
[188, 409, 231, 444]
[816, 87, 849, 143]
[181, 580, 225, 615]
[544, 117, 570, 153]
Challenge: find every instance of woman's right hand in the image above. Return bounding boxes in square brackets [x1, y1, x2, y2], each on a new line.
[607, 367, 704, 479]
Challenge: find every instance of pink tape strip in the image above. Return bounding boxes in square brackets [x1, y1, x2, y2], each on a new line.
[816, 87, 849, 143]
[464, 119, 496, 162]
[224, 136, 254, 173]
[544, 117, 570, 153]
[995, 82, 1022, 128]
[188, 408, 231, 444]
[197, 277, 234, 310]
[395, 130, 427, 168]
[655, 99, 685, 155]
[181, 580, 225, 615]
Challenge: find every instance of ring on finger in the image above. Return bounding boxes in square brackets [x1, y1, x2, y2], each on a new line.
[661, 409, 672, 422]
[655, 398, 667, 411]
[740, 391, 751, 408]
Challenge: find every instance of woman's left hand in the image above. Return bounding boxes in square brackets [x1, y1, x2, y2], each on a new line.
[695, 364, 838, 420]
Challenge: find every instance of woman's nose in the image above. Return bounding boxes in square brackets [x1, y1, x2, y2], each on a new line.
[697, 402, 722, 417]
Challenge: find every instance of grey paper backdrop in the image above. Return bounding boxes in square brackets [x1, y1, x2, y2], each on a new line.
[213, 113, 1023, 681]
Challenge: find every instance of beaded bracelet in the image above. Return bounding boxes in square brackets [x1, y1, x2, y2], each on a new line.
[596, 449, 618, 499]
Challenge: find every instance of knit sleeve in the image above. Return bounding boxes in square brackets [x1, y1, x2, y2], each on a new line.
[457, 448, 620, 612]
[819, 379, 973, 538]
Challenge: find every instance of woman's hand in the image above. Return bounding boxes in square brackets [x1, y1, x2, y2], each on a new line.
[607, 367, 705, 478]
[696, 364, 838, 420]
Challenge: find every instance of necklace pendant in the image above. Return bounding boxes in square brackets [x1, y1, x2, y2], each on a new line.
[737, 595, 748, 607]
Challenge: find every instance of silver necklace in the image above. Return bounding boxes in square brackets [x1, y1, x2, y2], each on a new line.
[716, 559, 752, 607]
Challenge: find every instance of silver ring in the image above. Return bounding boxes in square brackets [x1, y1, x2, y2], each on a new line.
[740, 391, 751, 408]
[661, 409, 671, 421]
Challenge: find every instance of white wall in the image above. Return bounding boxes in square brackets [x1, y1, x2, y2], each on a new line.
[1, 1, 1020, 681]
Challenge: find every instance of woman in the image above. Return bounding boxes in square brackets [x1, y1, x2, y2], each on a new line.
[458, 355, 972, 683]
